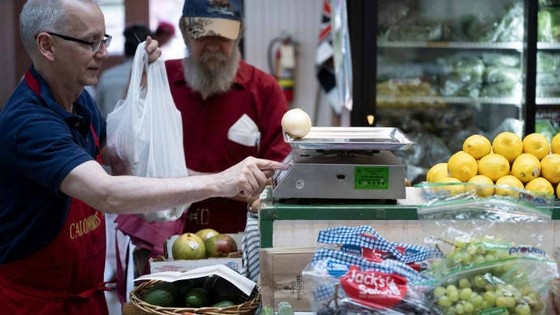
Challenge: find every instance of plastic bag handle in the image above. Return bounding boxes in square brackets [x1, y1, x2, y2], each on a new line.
[122, 42, 148, 106]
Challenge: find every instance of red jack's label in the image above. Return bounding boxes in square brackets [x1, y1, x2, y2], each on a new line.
[340, 266, 408, 309]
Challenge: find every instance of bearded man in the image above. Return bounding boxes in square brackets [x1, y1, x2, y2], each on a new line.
[170, 0, 290, 238]
[113, 0, 291, 302]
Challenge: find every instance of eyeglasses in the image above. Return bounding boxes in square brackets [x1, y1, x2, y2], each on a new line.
[47, 32, 112, 52]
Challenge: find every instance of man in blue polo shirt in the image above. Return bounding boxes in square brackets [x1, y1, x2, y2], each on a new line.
[0, 1, 286, 314]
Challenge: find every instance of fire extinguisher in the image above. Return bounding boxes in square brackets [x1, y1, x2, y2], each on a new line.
[268, 34, 298, 104]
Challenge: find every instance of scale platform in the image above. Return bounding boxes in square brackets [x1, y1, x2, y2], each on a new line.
[272, 127, 414, 201]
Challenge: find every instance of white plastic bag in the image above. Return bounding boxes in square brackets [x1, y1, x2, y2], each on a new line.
[106, 42, 189, 222]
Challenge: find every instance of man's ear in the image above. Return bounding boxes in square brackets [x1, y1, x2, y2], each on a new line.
[36, 33, 56, 61]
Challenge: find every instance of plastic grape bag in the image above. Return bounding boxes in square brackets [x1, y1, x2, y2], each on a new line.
[418, 198, 558, 314]
[106, 42, 189, 222]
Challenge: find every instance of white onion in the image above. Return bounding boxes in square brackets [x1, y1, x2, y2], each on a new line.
[281, 108, 312, 139]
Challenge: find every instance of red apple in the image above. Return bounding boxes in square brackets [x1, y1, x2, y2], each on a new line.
[204, 234, 238, 258]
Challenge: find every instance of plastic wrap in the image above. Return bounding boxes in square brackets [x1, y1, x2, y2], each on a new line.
[417, 198, 558, 314]
[302, 226, 440, 314]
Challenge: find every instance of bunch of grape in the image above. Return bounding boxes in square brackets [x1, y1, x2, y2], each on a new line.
[430, 240, 545, 315]
[443, 239, 512, 272]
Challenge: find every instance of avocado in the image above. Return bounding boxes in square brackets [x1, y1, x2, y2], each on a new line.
[143, 287, 176, 307]
[184, 287, 210, 308]
[203, 275, 247, 304]
[174, 279, 194, 297]
[212, 300, 236, 308]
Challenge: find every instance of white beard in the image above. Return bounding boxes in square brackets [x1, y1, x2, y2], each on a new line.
[182, 48, 241, 99]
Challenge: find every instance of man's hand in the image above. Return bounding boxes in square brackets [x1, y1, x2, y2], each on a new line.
[145, 36, 161, 63]
[218, 157, 288, 198]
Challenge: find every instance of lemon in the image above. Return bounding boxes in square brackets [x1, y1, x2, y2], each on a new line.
[511, 153, 541, 183]
[467, 175, 495, 197]
[541, 153, 560, 184]
[552, 133, 560, 154]
[492, 132, 523, 163]
[434, 176, 465, 196]
[522, 133, 551, 160]
[447, 151, 478, 182]
[524, 177, 554, 196]
[463, 134, 492, 159]
[495, 175, 524, 198]
[426, 163, 449, 183]
[477, 153, 510, 181]
[557, 183, 560, 198]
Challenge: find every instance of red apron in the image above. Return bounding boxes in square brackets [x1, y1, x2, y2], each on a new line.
[0, 70, 109, 315]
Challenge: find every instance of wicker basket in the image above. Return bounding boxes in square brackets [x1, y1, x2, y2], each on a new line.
[130, 280, 260, 315]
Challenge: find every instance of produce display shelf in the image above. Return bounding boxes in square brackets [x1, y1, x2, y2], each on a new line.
[536, 97, 560, 105]
[378, 41, 523, 50]
[259, 191, 560, 249]
[537, 42, 560, 50]
[259, 203, 418, 248]
[377, 95, 522, 106]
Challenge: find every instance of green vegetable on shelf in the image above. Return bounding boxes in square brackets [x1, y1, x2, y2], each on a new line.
[278, 301, 295, 315]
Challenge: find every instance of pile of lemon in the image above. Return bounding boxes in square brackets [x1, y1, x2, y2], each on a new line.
[426, 132, 560, 198]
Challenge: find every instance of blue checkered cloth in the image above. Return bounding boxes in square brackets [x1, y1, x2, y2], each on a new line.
[241, 211, 260, 282]
[317, 225, 441, 263]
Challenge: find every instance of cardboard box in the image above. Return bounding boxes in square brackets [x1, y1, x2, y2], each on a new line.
[149, 233, 243, 274]
[259, 247, 316, 312]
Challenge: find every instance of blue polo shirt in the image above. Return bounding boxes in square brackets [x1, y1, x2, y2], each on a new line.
[0, 67, 106, 264]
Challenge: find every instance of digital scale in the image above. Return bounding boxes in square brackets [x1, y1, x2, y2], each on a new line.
[272, 127, 414, 201]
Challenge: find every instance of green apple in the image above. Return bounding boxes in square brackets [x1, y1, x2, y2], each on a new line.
[195, 228, 220, 241]
[172, 233, 206, 260]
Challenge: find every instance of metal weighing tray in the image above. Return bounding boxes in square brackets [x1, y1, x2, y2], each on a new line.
[284, 127, 413, 161]
[284, 127, 414, 152]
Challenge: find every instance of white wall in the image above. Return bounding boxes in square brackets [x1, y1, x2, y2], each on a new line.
[244, 0, 335, 126]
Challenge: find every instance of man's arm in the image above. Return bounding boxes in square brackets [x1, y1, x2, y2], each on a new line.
[60, 157, 287, 215]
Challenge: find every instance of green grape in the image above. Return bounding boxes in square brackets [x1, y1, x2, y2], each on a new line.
[434, 286, 447, 298]
[495, 288, 505, 298]
[474, 256, 486, 264]
[504, 296, 517, 308]
[473, 275, 486, 289]
[458, 278, 471, 289]
[460, 288, 473, 301]
[460, 254, 475, 265]
[449, 291, 460, 302]
[483, 291, 496, 306]
[514, 303, 531, 315]
[455, 303, 464, 314]
[470, 293, 483, 307]
[480, 300, 492, 309]
[447, 284, 459, 295]
[462, 301, 474, 313]
[495, 296, 516, 308]
[484, 254, 497, 263]
[453, 239, 470, 248]
[439, 295, 453, 308]
[446, 307, 457, 315]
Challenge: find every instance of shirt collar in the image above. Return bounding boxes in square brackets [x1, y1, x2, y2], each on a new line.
[27, 66, 91, 135]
